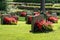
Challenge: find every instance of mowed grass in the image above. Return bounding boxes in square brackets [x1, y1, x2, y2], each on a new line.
[0, 20, 60, 40]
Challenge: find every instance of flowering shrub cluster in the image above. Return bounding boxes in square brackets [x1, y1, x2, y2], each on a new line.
[48, 16, 58, 23]
[3, 16, 18, 25]
[32, 11, 59, 32]
[46, 11, 58, 23]
[34, 19, 53, 32]
[28, 16, 32, 24]
[12, 16, 18, 20]
[20, 11, 27, 17]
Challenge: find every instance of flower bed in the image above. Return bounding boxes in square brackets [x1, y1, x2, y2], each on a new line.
[34, 19, 53, 32]
[1, 14, 18, 25]
[31, 15, 54, 32]
[27, 15, 32, 24]
[48, 16, 58, 23]
[46, 11, 58, 23]
[12, 16, 19, 20]
[20, 11, 27, 17]
[3, 17, 18, 25]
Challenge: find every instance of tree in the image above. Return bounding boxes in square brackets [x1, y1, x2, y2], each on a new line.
[0, 1, 6, 10]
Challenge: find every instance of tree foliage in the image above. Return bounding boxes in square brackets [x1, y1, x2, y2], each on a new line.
[14, 0, 60, 3]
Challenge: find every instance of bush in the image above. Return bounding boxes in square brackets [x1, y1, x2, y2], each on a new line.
[2, 16, 18, 25]
[28, 15, 32, 24]
[20, 11, 27, 17]
[48, 16, 58, 23]
[34, 19, 53, 32]
[12, 15, 19, 20]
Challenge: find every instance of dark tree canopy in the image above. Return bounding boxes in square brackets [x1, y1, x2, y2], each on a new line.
[0, 0, 60, 10]
[14, 0, 60, 3]
[0, 0, 6, 10]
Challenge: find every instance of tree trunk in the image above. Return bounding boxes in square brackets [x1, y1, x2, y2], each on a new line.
[40, 0, 45, 13]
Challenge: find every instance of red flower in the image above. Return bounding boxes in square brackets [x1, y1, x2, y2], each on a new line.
[48, 16, 58, 23]
[35, 19, 53, 30]
[20, 11, 26, 17]
[12, 16, 18, 20]
[40, 20, 46, 23]
[10, 17, 17, 23]
[44, 21, 52, 27]
[4, 17, 11, 23]
[28, 16, 32, 22]
[34, 12, 40, 16]
[35, 20, 46, 30]
[4, 17, 17, 24]
[35, 20, 42, 30]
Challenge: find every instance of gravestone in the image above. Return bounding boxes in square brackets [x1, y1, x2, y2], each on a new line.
[26, 15, 32, 24]
[52, 12, 57, 17]
[31, 14, 44, 32]
[26, 11, 33, 15]
[25, 11, 33, 21]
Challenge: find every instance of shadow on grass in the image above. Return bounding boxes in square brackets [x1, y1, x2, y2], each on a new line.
[30, 30, 54, 34]
[1, 23, 17, 25]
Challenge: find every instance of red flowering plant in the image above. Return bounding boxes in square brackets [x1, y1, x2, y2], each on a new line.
[12, 16, 18, 20]
[3, 17, 18, 25]
[48, 16, 58, 23]
[28, 16, 32, 24]
[20, 11, 27, 17]
[4, 17, 11, 24]
[43, 20, 53, 31]
[34, 12, 40, 16]
[34, 19, 53, 32]
[10, 17, 18, 25]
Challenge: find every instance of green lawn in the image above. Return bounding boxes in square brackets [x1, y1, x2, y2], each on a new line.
[18, 17, 25, 21]
[0, 20, 60, 40]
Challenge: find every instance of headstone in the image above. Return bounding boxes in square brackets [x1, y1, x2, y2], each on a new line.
[40, 14, 45, 19]
[26, 15, 31, 24]
[25, 11, 33, 21]
[26, 11, 32, 15]
[31, 15, 43, 32]
[52, 12, 57, 17]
